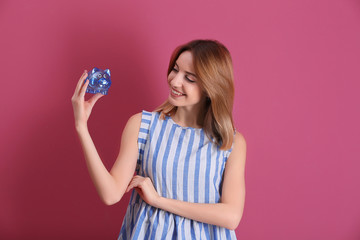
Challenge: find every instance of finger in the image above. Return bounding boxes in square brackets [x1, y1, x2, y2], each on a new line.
[72, 73, 85, 99]
[134, 187, 144, 199]
[126, 185, 133, 192]
[126, 180, 139, 192]
[126, 181, 140, 192]
[79, 76, 90, 98]
[129, 176, 145, 188]
[126, 179, 138, 192]
[74, 70, 88, 96]
[133, 175, 143, 180]
[73, 71, 88, 98]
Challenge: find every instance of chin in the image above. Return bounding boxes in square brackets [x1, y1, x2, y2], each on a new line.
[168, 98, 180, 107]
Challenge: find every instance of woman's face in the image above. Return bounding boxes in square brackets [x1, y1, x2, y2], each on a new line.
[167, 51, 205, 111]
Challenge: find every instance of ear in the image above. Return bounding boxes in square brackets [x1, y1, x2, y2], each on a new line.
[91, 67, 99, 75]
[104, 69, 111, 77]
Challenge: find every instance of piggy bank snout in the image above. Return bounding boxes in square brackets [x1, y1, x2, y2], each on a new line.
[98, 78, 111, 88]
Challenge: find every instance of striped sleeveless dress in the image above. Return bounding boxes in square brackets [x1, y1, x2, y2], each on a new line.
[118, 111, 237, 239]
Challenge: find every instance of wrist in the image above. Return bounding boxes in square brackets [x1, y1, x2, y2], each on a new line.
[153, 196, 164, 209]
[75, 122, 88, 133]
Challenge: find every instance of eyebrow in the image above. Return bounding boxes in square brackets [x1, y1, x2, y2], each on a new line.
[175, 63, 197, 78]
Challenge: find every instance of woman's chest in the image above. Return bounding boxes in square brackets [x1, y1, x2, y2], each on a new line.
[140, 134, 227, 203]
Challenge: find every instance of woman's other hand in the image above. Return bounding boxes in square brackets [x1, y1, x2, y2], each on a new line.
[126, 175, 160, 207]
[71, 70, 104, 130]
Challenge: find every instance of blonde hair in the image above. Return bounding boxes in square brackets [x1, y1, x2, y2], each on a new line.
[156, 40, 235, 150]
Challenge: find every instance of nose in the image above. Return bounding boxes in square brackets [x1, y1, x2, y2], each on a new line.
[170, 72, 184, 87]
[98, 79, 109, 87]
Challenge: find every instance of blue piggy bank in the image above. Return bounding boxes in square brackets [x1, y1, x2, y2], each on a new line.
[85, 67, 111, 95]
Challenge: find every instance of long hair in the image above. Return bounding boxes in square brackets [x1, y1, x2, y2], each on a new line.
[155, 39, 235, 150]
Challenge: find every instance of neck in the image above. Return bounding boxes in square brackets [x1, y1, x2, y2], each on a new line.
[172, 105, 206, 129]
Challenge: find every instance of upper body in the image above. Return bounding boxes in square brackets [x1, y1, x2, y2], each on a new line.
[118, 110, 245, 239]
[71, 39, 247, 237]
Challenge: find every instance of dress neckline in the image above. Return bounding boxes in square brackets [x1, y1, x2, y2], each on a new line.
[165, 115, 203, 131]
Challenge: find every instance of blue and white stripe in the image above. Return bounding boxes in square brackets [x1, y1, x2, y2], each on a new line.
[118, 111, 236, 239]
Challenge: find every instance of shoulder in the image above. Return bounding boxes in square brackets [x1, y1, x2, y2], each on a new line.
[127, 112, 142, 126]
[226, 131, 246, 165]
[127, 110, 155, 123]
[122, 112, 143, 136]
[128, 111, 158, 122]
[233, 131, 246, 152]
[124, 110, 157, 132]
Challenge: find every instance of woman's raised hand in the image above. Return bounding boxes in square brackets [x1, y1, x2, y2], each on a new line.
[71, 70, 104, 130]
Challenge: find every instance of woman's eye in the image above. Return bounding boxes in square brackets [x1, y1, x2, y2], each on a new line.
[172, 67, 179, 72]
[186, 76, 195, 83]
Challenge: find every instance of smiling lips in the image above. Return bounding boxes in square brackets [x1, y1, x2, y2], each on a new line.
[171, 88, 185, 97]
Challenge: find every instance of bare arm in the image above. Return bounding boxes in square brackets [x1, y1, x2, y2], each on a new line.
[71, 70, 141, 205]
[127, 131, 247, 230]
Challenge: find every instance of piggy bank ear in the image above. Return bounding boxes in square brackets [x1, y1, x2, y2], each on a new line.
[104, 69, 111, 77]
[91, 67, 100, 75]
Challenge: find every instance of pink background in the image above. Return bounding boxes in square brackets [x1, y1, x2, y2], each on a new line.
[1, 0, 359, 239]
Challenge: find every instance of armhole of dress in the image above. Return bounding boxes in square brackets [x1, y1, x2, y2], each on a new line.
[136, 110, 152, 174]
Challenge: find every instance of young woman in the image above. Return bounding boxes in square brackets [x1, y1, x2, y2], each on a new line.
[71, 39, 246, 239]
